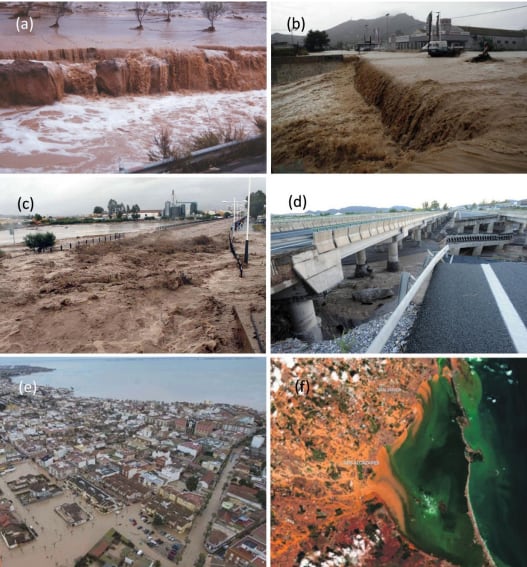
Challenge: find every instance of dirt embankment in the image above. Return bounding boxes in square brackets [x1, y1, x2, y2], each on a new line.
[0, 221, 265, 353]
[0, 47, 266, 106]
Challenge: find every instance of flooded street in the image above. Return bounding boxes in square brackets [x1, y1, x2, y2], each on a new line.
[272, 51, 527, 173]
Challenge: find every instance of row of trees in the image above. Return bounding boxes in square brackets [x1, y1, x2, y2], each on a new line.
[16, 2, 227, 31]
[134, 2, 227, 31]
[422, 201, 448, 211]
[94, 200, 141, 219]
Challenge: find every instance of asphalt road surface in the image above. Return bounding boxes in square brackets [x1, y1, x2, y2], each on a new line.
[406, 262, 527, 353]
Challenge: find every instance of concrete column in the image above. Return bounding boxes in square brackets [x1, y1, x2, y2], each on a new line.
[397, 238, 403, 250]
[519, 223, 526, 233]
[387, 241, 399, 272]
[355, 249, 368, 278]
[288, 299, 322, 342]
[473, 246, 483, 256]
[414, 228, 422, 246]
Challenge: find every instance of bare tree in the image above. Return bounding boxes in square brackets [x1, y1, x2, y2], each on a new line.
[201, 2, 226, 32]
[134, 2, 149, 30]
[49, 2, 70, 28]
[148, 128, 180, 161]
[163, 2, 179, 22]
[21, 2, 34, 17]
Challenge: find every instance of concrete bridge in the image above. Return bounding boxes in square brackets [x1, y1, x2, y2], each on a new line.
[271, 211, 449, 341]
[448, 209, 527, 235]
[443, 209, 527, 255]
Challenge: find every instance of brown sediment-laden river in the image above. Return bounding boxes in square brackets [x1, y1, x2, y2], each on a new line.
[272, 51, 527, 173]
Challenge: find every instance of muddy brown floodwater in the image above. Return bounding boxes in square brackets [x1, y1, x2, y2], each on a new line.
[0, 3, 266, 172]
[272, 51, 527, 173]
[0, 219, 266, 353]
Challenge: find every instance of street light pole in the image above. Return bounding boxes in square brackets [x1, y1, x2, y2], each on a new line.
[244, 178, 251, 264]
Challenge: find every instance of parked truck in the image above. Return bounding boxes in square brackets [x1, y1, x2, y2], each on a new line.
[426, 40, 464, 57]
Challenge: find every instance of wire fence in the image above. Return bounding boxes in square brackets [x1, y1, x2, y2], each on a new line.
[25, 232, 127, 254]
[228, 217, 248, 278]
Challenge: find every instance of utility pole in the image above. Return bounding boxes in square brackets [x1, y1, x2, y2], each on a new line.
[244, 178, 251, 264]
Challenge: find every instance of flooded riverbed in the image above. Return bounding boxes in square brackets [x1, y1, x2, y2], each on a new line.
[0, 89, 266, 172]
[272, 51, 527, 173]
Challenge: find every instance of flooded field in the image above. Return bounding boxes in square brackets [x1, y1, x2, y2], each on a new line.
[0, 3, 266, 52]
[0, 220, 167, 247]
[272, 51, 527, 173]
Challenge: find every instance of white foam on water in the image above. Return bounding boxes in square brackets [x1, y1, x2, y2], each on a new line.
[0, 90, 266, 172]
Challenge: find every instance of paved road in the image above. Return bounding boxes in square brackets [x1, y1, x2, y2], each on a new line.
[406, 262, 527, 353]
[182, 448, 241, 565]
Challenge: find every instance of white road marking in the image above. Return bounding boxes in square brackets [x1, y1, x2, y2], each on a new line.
[481, 264, 527, 353]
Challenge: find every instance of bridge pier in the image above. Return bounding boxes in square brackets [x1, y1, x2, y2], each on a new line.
[355, 249, 369, 277]
[413, 228, 422, 246]
[386, 240, 399, 272]
[288, 299, 323, 342]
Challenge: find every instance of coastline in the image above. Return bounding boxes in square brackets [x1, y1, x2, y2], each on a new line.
[448, 361, 496, 567]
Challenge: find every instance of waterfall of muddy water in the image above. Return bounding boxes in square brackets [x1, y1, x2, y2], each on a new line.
[272, 52, 527, 173]
[0, 1, 266, 173]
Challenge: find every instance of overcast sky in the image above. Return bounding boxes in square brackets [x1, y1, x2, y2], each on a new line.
[272, 2, 527, 33]
[269, 175, 526, 214]
[0, 176, 265, 216]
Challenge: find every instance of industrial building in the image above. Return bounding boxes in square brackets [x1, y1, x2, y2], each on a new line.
[395, 18, 527, 51]
[163, 200, 198, 220]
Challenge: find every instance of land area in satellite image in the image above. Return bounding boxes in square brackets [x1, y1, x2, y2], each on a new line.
[271, 357, 527, 566]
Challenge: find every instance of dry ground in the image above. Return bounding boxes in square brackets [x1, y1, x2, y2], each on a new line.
[0, 219, 265, 353]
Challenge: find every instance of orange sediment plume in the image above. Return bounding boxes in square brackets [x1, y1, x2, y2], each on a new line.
[370, 445, 408, 531]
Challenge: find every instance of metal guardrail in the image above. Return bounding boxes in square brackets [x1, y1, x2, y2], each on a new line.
[272, 211, 448, 232]
[124, 135, 265, 174]
[366, 245, 450, 353]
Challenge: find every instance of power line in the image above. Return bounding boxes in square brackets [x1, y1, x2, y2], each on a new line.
[451, 4, 527, 20]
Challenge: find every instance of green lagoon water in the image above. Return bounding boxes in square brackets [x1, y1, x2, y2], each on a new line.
[463, 359, 527, 567]
[388, 362, 485, 566]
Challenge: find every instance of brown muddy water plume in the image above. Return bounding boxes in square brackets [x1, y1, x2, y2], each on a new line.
[0, 46, 266, 105]
[272, 54, 527, 172]
[353, 59, 485, 151]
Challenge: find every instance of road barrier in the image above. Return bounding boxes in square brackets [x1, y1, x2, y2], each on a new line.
[228, 231, 244, 278]
[125, 135, 265, 174]
[366, 245, 450, 353]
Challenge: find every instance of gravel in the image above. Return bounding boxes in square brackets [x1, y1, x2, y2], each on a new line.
[271, 304, 419, 354]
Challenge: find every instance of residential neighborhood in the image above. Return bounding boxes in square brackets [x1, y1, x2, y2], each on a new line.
[0, 366, 266, 567]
